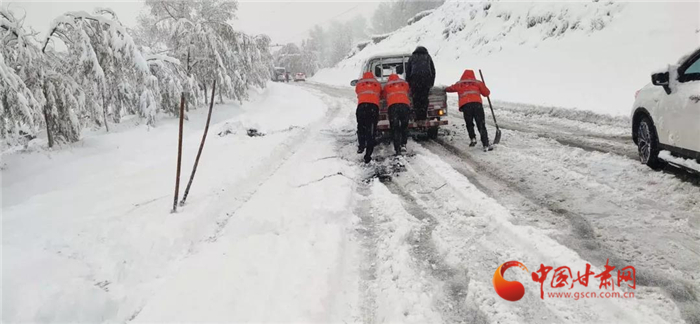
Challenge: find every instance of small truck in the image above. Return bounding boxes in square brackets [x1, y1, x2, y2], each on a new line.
[273, 67, 287, 82]
[351, 53, 448, 139]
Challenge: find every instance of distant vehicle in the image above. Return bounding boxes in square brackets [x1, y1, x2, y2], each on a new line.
[632, 47, 700, 169]
[350, 53, 448, 139]
[273, 67, 286, 82]
[294, 73, 306, 82]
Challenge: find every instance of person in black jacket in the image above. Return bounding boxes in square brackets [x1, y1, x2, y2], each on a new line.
[405, 46, 436, 121]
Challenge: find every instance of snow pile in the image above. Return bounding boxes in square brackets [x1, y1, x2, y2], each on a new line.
[312, 1, 699, 116]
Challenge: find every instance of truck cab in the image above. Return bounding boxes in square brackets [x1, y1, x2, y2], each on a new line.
[351, 53, 448, 139]
[273, 67, 287, 82]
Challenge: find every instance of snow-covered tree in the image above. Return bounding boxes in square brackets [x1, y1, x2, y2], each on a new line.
[300, 15, 369, 70]
[371, 0, 444, 34]
[306, 25, 328, 68]
[138, 0, 271, 105]
[144, 53, 190, 115]
[2, 1, 272, 148]
[300, 40, 320, 76]
[43, 9, 152, 130]
[1, 8, 84, 147]
[274, 43, 302, 73]
[328, 21, 353, 66]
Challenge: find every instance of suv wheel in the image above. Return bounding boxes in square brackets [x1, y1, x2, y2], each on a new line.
[637, 117, 662, 169]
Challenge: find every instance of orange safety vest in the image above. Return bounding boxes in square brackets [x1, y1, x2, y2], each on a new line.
[445, 69, 491, 107]
[383, 74, 411, 107]
[356, 72, 381, 106]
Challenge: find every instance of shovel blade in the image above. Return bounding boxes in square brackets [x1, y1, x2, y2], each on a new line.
[493, 129, 502, 144]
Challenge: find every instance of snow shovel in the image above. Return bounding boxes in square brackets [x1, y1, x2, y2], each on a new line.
[478, 69, 501, 145]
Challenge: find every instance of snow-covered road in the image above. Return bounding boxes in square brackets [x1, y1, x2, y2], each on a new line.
[298, 81, 700, 323]
[2, 81, 699, 323]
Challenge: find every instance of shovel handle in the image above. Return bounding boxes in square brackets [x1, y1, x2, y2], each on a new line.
[478, 69, 499, 129]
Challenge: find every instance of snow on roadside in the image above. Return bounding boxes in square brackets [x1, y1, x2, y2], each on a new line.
[660, 151, 700, 173]
[133, 111, 360, 322]
[1, 82, 334, 323]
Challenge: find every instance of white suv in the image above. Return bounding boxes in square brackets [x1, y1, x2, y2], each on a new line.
[632, 47, 700, 169]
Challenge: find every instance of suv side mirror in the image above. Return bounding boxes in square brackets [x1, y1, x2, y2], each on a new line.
[651, 72, 669, 86]
[350, 79, 358, 86]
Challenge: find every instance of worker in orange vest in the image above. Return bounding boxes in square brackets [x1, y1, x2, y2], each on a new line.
[355, 71, 381, 163]
[382, 73, 411, 155]
[446, 69, 493, 151]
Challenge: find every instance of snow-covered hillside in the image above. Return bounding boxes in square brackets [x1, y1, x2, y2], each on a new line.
[313, 0, 699, 116]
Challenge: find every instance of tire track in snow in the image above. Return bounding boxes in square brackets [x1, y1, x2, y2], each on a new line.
[315, 88, 381, 323]
[455, 113, 700, 184]
[202, 97, 342, 244]
[404, 144, 689, 323]
[445, 114, 637, 159]
[354, 179, 379, 324]
[428, 138, 700, 324]
[366, 148, 563, 323]
[378, 174, 490, 324]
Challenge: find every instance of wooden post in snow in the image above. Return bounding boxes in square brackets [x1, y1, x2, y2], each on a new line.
[101, 81, 109, 132]
[179, 79, 216, 206]
[41, 82, 54, 148]
[172, 92, 186, 213]
[172, 48, 191, 213]
[43, 105, 54, 148]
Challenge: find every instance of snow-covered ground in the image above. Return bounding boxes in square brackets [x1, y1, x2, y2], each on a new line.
[3, 78, 700, 323]
[2, 83, 348, 322]
[313, 1, 699, 116]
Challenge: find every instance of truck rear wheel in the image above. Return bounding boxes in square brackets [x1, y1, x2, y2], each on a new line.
[427, 127, 438, 139]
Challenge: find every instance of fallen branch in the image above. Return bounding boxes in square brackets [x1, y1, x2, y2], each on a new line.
[294, 172, 353, 188]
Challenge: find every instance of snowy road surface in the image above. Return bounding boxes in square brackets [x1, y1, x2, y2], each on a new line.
[2, 82, 699, 323]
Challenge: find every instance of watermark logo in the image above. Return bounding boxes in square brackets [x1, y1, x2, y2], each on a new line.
[492, 260, 529, 301]
[493, 259, 636, 301]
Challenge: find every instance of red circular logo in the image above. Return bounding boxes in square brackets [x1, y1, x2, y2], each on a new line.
[493, 261, 529, 301]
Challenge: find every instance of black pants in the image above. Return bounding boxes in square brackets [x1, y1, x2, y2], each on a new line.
[411, 87, 430, 121]
[461, 102, 489, 147]
[356, 103, 379, 157]
[389, 103, 410, 152]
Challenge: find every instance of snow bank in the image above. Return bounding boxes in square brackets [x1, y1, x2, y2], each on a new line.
[1, 82, 331, 323]
[312, 1, 699, 116]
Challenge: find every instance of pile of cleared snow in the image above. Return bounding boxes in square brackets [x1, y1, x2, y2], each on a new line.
[312, 0, 699, 116]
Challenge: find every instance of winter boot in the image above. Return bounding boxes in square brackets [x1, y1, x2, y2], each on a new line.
[483, 144, 494, 152]
[469, 138, 477, 147]
[401, 144, 407, 153]
[364, 154, 372, 164]
[357, 146, 365, 154]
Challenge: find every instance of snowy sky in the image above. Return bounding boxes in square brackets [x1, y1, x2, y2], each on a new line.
[2, 0, 380, 44]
